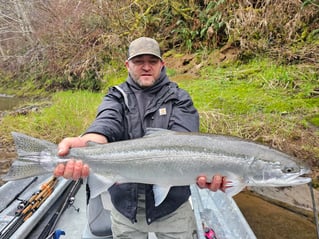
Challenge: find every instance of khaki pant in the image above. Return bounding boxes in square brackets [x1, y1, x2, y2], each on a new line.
[111, 199, 197, 239]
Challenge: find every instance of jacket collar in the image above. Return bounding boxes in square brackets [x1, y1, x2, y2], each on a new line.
[126, 67, 170, 94]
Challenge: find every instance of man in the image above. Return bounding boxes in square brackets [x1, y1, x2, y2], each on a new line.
[54, 37, 227, 239]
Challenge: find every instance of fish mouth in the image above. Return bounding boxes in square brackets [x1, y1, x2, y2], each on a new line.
[249, 168, 312, 187]
[287, 175, 312, 185]
[297, 168, 313, 183]
[299, 168, 312, 179]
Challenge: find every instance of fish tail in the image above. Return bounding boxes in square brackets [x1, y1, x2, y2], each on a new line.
[2, 132, 58, 181]
[2, 159, 48, 181]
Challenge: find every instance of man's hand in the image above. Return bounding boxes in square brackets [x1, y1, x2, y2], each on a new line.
[54, 159, 89, 180]
[54, 133, 107, 180]
[196, 175, 229, 192]
[57, 136, 88, 156]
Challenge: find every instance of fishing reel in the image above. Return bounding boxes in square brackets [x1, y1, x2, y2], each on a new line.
[15, 200, 28, 216]
[17, 200, 28, 210]
[68, 196, 80, 212]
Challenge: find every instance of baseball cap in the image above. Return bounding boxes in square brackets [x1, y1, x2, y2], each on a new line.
[127, 37, 162, 61]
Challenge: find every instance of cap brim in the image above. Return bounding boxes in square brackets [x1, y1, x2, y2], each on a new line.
[127, 52, 162, 61]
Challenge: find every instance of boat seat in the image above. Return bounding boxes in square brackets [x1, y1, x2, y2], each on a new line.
[86, 189, 113, 237]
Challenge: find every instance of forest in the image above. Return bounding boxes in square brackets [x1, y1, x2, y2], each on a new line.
[0, 0, 318, 92]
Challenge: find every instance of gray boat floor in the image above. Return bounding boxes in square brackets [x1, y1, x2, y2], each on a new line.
[56, 181, 158, 239]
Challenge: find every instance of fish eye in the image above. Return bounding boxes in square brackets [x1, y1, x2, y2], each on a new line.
[282, 166, 298, 173]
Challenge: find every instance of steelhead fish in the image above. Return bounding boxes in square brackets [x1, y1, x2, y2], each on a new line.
[3, 129, 311, 206]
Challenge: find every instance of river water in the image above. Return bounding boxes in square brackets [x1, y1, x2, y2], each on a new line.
[235, 192, 317, 238]
[0, 94, 22, 111]
[0, 95, 21, 187]
[0, 95, 317, 238]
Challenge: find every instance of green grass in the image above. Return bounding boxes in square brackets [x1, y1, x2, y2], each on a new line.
[175, 59, 318, 115]
[1, 91, 104, 143]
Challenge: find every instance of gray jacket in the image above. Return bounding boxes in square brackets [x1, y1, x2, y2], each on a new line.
[85, 67, 199, 224]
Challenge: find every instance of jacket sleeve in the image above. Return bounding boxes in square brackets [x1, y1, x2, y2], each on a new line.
[84, 88, 125, 142]
[168, 88, 199, 133]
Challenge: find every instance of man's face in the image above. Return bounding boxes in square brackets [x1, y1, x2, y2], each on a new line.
[125, 55, 165, 88]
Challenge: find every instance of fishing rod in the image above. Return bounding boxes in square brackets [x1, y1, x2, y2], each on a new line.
[1, 177, 57, 239]
[0, 177, 58, 239]
[0, 176, 38, 214]
[0, 177, 57, 239]
[38, 179, 82, 239]
[0, 177, 38, 236]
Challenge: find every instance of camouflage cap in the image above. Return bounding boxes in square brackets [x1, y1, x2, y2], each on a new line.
[127, 37, 162, 61]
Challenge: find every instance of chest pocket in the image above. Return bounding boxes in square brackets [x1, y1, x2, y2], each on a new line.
[145, 101, 173, 129]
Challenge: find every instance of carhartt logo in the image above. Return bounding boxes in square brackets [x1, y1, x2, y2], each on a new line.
[159, 108, 167, 116]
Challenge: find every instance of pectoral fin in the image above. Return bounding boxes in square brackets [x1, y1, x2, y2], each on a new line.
[88, 173, 114, 199]
[153, 185, 171, 207]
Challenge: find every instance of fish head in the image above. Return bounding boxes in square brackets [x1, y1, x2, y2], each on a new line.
[246, 157, 312, 187]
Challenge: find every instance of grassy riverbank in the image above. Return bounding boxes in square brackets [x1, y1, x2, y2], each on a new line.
[0, 57, 318, 176]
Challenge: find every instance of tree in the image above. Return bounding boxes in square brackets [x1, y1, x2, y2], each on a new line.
[0, 0, 36, 61]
